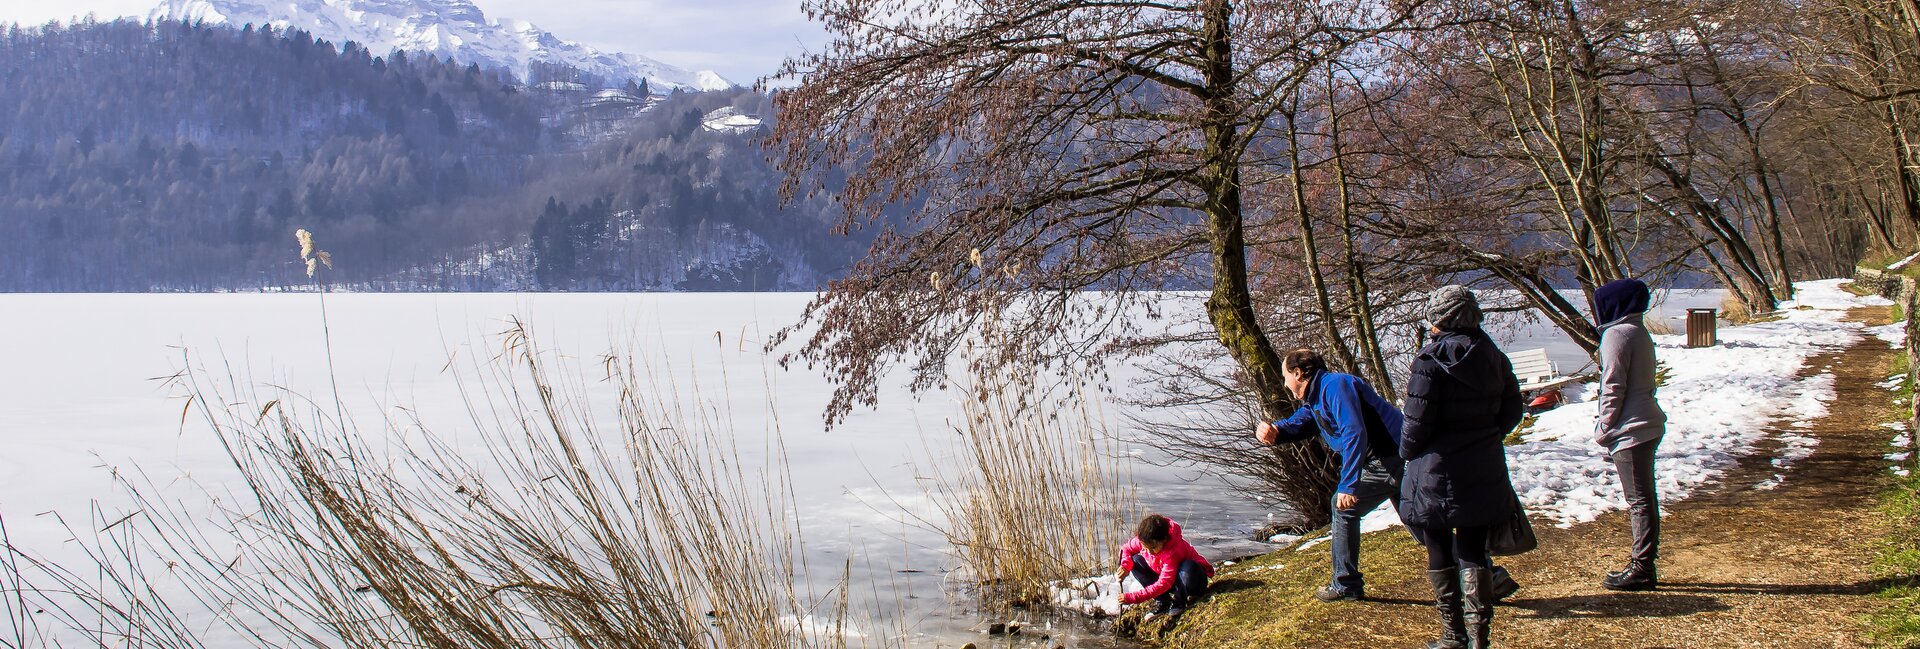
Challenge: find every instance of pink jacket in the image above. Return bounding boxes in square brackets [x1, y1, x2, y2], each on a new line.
[1118, 519, 1215, 605]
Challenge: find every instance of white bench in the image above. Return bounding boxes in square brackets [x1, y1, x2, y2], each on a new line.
[1509, 348, 1578, 393]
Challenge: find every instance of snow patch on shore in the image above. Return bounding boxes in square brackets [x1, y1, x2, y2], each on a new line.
[1051, 574, 1134, 617]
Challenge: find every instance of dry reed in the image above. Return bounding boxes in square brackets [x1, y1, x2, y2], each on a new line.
[1643, 314, 1679, 335]
[1720, 291, 1758, 324]
[909, 362, 1137, 609]
[2, 319, 874, 648]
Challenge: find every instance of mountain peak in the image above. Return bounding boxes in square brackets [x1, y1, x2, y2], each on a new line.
[151, 0, 735, 92]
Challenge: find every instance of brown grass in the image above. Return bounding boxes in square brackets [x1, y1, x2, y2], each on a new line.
[1719, 291, 1757, 324]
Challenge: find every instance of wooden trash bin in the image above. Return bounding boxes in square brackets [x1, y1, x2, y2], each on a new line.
[1686, 308, 1717, 348]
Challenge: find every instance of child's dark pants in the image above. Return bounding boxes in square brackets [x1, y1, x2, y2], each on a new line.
[1128, 553, 1209, 607]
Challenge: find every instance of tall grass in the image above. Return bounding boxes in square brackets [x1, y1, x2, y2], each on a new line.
[1721, 291, 1758, 324]
[910, 363, 1137, 609]
[1, 319, 872, 648]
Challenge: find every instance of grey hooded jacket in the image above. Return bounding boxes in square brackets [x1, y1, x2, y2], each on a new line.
[1594, 313, 1666, 453]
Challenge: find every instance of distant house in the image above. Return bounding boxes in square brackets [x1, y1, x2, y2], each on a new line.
[585, 89, 644, 108]
[701, 107, 763, 133]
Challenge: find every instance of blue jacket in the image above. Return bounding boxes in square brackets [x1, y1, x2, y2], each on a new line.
[1268, 371, 1406, 496]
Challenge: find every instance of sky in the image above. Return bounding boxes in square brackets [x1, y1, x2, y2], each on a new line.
[0, 0, 828, 84]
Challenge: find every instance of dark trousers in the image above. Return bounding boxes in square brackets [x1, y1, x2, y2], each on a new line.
[1330, 456, 1403, 594]
[1612, 440, 1660, 566]
[1409, 524, 1492, 571]
[1128, 553, 1209, 606]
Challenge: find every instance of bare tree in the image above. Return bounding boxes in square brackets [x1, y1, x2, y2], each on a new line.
[768, 0, 1429, 523]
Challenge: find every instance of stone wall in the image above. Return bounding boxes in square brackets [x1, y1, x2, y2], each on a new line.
[1856, 265, 1920, 443]
[1855, 266, 1915, 303]
[1910, 290, 1918, 444]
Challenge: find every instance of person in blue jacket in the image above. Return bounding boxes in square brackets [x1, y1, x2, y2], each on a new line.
[1255, 348, 1410, 602]
[1255, 348, 1520, 606]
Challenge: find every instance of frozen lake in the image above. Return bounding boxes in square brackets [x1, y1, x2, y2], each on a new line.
[0, 289, 1726, 646]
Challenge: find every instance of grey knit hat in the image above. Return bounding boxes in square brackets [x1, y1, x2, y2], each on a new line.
[1426, 285, 1483, 330]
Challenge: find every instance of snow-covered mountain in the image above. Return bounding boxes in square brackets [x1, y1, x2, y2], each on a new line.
[151, 0, 735, 92]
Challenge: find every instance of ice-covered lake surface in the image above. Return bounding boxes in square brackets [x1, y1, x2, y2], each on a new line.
[0, 289, 1728, 646]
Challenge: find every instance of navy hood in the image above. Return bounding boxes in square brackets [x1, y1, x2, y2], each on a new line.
[1593, 279, 1651, 328]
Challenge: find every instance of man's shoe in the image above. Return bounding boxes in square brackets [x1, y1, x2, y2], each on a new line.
[1489, 565, 1519, 601]
[1314, 585, 1362, 602]
[1602, 562, 1656, 591]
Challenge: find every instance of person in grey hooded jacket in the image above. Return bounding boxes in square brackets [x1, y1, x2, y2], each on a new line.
[1592, 278, 1666, 591]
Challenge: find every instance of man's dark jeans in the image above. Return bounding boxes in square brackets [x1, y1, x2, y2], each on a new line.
[1128, 553, 1209, 607]
[1330, 456, 1403, 596]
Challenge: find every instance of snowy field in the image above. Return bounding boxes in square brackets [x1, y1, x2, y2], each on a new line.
[0, 288, 1739, 640]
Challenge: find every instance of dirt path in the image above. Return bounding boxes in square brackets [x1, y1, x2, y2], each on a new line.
[1162, 306, 1906, 649]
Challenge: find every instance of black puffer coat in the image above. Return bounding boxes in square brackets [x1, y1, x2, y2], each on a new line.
[1398, 328, 1523, 530]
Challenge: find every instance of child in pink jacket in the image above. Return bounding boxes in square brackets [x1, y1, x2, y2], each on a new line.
[1118, 514, 1215, 616]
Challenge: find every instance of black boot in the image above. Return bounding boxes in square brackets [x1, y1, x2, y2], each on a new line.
[1602, 561, 1657, 591]
[1489, 565, 1519, 602]
[1459, 566, 1493, 649]
[1422, 569, 1466, 649]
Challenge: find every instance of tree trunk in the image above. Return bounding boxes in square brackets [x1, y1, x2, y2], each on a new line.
[1196, 0, 1336, 527]
[1699, 30, 1794, 297]
[1888, 106, 1920, 234]
[1858, 183, 1901, 252]
[1326, 69, 1396, 399]
[1476, 250, 1602, 354]
[1644, 153, 1779, 311]
[1566, 0, 1628, 286]
[1748, 143, 1796, 298]
[1286, 97, 1362, 378]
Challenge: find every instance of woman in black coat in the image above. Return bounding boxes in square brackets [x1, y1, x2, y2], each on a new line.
[1400, 285, 1523, 649]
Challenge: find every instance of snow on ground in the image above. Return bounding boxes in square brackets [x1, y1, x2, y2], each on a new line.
[1891, 251, 1920, 271]
[1890, 420, 1916, 477]
[1286, 506, 1403, 552]
[1510, 279, 1886, 524]
[1870, 322, 1908, 349]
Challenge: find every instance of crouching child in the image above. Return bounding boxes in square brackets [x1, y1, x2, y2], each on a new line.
[1118, 514, 1214, 617]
